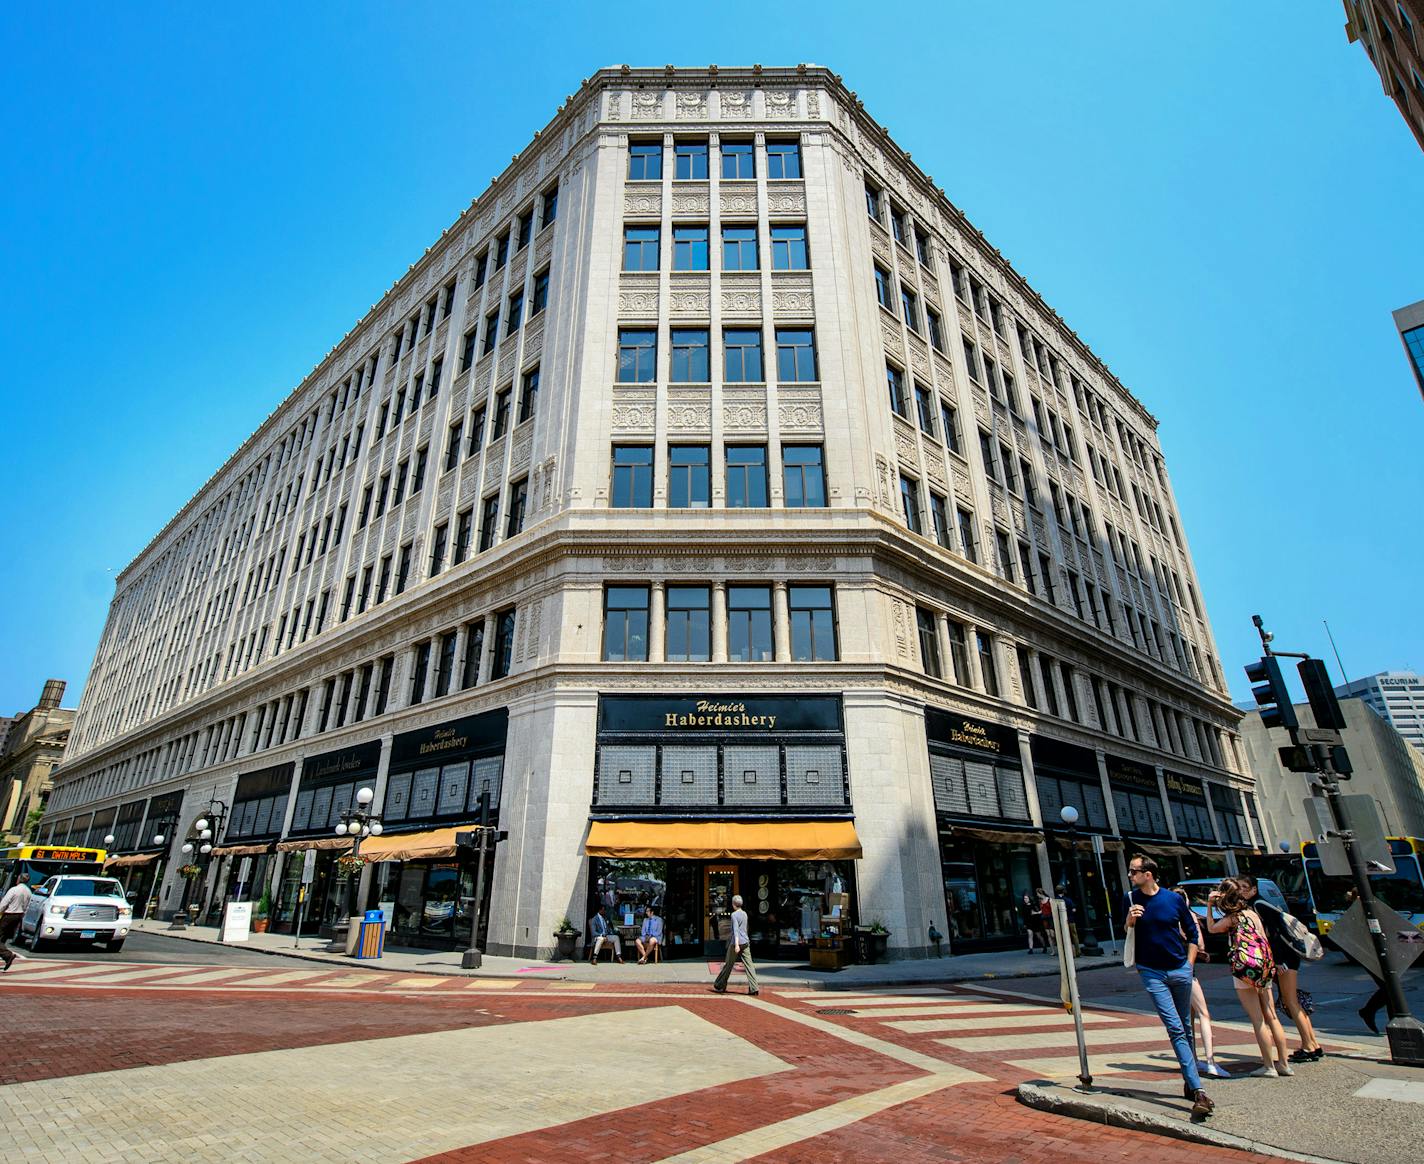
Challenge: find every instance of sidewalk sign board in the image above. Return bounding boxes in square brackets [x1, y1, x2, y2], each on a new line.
[221, 900, 252, 943]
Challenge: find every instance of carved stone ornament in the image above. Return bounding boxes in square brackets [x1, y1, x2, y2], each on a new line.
[669, 403, 712, 431]
[894, 428, 918, 466]
[926, 453, 947, 488]
[722, 289, 761, 316]
[723, 401, 767, 432]
[777, 400, 823, 433]
[764, 186, 806, 215]
[720, 90, 751, 119]
[606, 93, 623, 120]
[766, 89, 795, 118]
[671, 190, 709, 216]
[676, 91, 709, 119]
[771, 290, 813, 315]
[806, 89, 821, 118]
[893, 598, 910, 659]
[669, 290, 710, 316]
[632, 91, 662, 120]
[879, 314, 903, 357]
[624, 191, 661, 217]
[618, 291, 659, 316]
[720, 190, 757, 217]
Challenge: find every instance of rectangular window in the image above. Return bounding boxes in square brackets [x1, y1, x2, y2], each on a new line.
[505, 478, 528, 537]
[473, 251, 488, 290]
[411, 447, 428, 495]
[1017, 646, 1038, 708]
[956, 507, 978, 563]
[611, 445, 654, 507]
[721, 225, 758, 270]
[494, 232, 509, 270]
[1019, 541, 1036, 595]
[977, 632, 1000, 697]
[963, 338, 981, 383]
[468, 405, 486, 455]
[428, 358, 443, 400]
[775, 328, 817, 382]
[723, 328, 764, 382]
[940, 400, 961, 454]
[376, 554, 393, 604]
[541, 183, 559, 227]
[887, 365, 907, 416]
[1039, 553, 1057, 604]
[865, 182, 882, 221]
[482, 310, 499, 355]
[395, 543, 412, 596]
[492, 609, 515, 681]
[461, 329, 477, 371]
[915, 226, 933, 268]
[460, 624, 484, 689]
[727, 585, 773, 662]
[604, 586, 651, 661]
[506, 289, 524, 333]
[946, 619, 970, 684]
[889, 205, 907, 245]
[927, 308, 944, 352]
[531, 269, 549, 316]
[453, 508, 474, 565]
[1038, 655, 1061, 717]
[725, 445, 769, 507]
[917, 608, 942, 678]
[670, 328, 711, 382]
[782, 445, 826, 507]
[914, 384, 935, 435]
[674, 140, 709, 180]
[435, 632, 457, 698]
[770, 224, 809, 270]
[765, 139, 802, 179]
[720, 140, 755, 179]
[899, 475, 922, 534]
[999, 444, 1017, 492]
[666, 585, 711, 661]
[874, 265, 893, 310]
[624, 225, 660, 271]
[995, 529, 1015, 581]
[668, 445, 711, 508]
[491, 386, 512, 439]
[408, 640, 430, 701]
[672, 225, 709, 271]
[930, 492, 951, 547]
[789, 584, 836, 661]
[628, 141, 662, 181]
[617, 329, 657, 382]
[375, 473, 390, 518]
[518, 367, 540, 423]
[477, 495, 500, 552]
[516, 208, 534, 251]
[429, 522, 448, 576]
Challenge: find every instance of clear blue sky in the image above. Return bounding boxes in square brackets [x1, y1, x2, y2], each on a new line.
[2, 4, 1421, 716]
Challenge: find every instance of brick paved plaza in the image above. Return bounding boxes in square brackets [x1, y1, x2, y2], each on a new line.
[0, 956, 1305, 1164]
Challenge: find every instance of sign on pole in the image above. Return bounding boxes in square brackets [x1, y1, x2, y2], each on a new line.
[1329, 900, 1424, 981]
[302, 848, 317, 884]
[1050, 899, 1093, 1090]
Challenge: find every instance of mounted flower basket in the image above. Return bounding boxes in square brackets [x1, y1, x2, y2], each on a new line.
[179, 864, 203, 879]
[336, 854, 368, 878]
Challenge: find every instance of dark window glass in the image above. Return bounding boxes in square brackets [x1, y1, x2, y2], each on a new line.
[410, 640, 431, 705]
[670, 329, 710, 382]
[492, 387, 512, 439]
[865, 182, 882, 220]
[723, 329, 764, 382]
[435, 632, 457, 698]
[666, 586, 711, 661]
[617, 329, 657, 382]
[624, 226, 661, 271]
[516, 209, 534, 251]
[628, 142, 662, 181]
[674, 140, 709, 180]
[478, 495, 500, 552]
[495, 233, 509, 270]
[782, 445, 826, 507]
[914, 384, 935, 434]
[541, 184, 559, 226]
[721, 140, 755, 179]
[725, 446, 768, 508]
[505, 478, 528, 537]
[429, 523, 448, 576]
[887, 365, 907, 416]
[770, 224, 809, 270]
[776, 329, 817, 382]
[611, 445, 654, 507]
[531, 269, 550, 315]
[957, 508, 978, 563]
[673, 225, 709, 271]
[519, 367, 539, 423]
[727, 585, 773, 662]
[482, 310, 498, 355]
[765, 139, 802, 179]
[460, 624, 484, 689]
[789, 585, 837, 661]
[721, 226, 758, 271]
[900, 475, 922, 534]
[917, 609, 942, 677]
[874, 265, 893, 310]
[453, 509, 473, 565]
[900, 285, 919, 331]
[491, 610, 516, 679]
[930, 492, 951, 548]
[604, 586, 650, 661]
[977, 632, 1000, 697]
[668, 445, 711, 508]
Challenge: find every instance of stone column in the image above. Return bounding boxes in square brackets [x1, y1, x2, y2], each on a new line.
[478, 613, 498, 685]
[712, 582, 728, 662]
[649, 581, 666, 662]
[935, 613, 957, 685]
[772, 581, 791, 661]
[962, 621, 984, 691]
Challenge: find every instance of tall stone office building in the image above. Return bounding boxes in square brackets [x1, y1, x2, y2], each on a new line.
[47, 66, 1251, 958]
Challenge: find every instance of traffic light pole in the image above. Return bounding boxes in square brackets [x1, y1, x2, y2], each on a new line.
[461, 791, 492, 970]
[1249, 616, 1424, 1066]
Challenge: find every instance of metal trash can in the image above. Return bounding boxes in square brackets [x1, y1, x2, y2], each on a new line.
[352, 909, 385, 960]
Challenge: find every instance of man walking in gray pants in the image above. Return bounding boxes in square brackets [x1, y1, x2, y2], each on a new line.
[710, 894, 759, 995]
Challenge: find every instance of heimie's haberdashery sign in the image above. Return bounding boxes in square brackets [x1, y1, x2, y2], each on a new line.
[600, 695, 841, 734]
[924, 708, 1021, 760]
[391, 708, 507, 769]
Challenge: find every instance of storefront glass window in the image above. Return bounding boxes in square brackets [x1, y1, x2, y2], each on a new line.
[940, 838, 1037, 946]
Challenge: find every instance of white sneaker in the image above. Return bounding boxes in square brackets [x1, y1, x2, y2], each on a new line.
[1248, 1065, 1279, 1078]
[1201, 1061, 1228, 1078]
[1276, 1062, 1295, 1077]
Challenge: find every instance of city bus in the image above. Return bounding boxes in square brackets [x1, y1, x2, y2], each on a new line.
[0, 845, 108, 894]
[1301, 836, 1424, 938]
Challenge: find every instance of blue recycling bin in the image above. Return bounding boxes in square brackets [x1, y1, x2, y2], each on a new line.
[354, 909, 385, 959]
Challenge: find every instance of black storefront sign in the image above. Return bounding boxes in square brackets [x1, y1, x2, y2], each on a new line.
[140, 790, 186, 849]
[291, 742, 382, 836]
[926, 710, 1029, 823]
[1164, 770, 1215, 842]
[1030, 736, 1110, 831]
[111, 800, 146, 851]
[600, 694, 841, 734]
[385, 709, 508, 827]
[228, 761, 295, 841]
[1106, 754, 1169, 838]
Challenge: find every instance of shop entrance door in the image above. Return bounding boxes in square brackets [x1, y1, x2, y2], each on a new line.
[703, 865, 739, 957]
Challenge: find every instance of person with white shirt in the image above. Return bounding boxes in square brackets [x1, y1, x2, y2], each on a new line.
[0, 874, 33, 970]
[710, 894, 759, 995]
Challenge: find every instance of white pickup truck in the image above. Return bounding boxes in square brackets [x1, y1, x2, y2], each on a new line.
[19, 875, 133, 952]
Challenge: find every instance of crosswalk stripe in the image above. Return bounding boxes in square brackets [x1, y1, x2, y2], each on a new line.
[308, 973, 389, 987]
[778, 988, 950, 1000]
[938, 1025, 1176, 1052]
[1006, 1042, 1265, 1079]
[231, 970, 329, 986]
[52, 966, 194, 984]
[886, 1012, 1124, 1031]
[788, 994, 961, 1008]
[546, 981, 597, 991]
[2, 962, 110, 980]
[387, 977, 448, 988]
[462, 979, 520, 990]
[146, 967, 264, 986]
[850, 1001, 1064, 1016]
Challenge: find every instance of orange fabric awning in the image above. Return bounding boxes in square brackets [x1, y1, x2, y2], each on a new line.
[210, 843, 275, 857]
[584, 819, 862, 860]
[104, 853, 157, 868]
[358, 826, 465, 863]
[276, 836, 353, 853]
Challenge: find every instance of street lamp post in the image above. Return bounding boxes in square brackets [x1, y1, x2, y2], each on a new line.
[178, 801, 228, 924]
[331, 786, 382, 953]
[145, 813, 178, 921]
[1060, 806, 1103, 958]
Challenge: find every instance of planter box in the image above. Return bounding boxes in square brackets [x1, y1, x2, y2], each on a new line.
[809, 944, 850, 970]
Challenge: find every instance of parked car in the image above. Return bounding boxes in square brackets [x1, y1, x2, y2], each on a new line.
[19, 875, 133, 952]
[1176, 877, 1290, 956]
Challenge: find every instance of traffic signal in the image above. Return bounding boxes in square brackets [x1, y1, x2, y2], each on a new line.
[1244, 656, 1298, 730]
[1278, 744, 1316, 773]
[1297, 657, 1347, 731]
[1278, 742, 1353, 777]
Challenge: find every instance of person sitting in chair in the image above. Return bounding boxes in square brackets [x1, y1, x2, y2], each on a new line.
[636, 906, 664, 964]
[588, 904, 624, 964]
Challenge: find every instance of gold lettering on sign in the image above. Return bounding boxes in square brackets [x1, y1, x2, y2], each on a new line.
[419, 727, 471, 756]
[947, 720, 1002, 753]
[664, 700, 777, 729]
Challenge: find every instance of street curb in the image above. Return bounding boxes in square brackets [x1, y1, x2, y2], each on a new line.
[1015, 1082, 1342, 1164]
[128, 924, 1123, 985]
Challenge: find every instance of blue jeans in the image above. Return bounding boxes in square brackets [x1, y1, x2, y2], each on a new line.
[1138, 965, 1202, 1091]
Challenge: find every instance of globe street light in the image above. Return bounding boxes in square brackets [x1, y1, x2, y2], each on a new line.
[1059, 805, 1103, 958]
[331, 786, 382, 953]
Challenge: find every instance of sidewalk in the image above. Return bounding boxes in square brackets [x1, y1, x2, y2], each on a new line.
[131, 918, 1118, 987]
[1018, 1054, 1424, 1164]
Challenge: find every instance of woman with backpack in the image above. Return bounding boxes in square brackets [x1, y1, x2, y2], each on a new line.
[1241, 875, 1323, 1063]
[1206, 877, 1293, 1077]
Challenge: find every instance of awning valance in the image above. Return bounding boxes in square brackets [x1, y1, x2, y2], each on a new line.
[210, 842, 276, 857]
[946, 826, 1044, 846]
[1050, 833, 1125, 852]
[104, 853, 157, 868]
[358, 826, 465, 863]
[1132, 841, 1193, 857]
[585, 819, 862, 860]
[276, 836, 353, 853]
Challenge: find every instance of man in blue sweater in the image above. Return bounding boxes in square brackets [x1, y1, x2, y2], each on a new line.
[1124, 854, 1214, 1117]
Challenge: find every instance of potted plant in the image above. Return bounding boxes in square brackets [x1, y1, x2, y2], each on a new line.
[179, 863, 203, 879]
[855, 919, 891, 964]
[551, 915, 580, 961]
[335, 854, 368, 878]
[253, 889, 272, 934]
